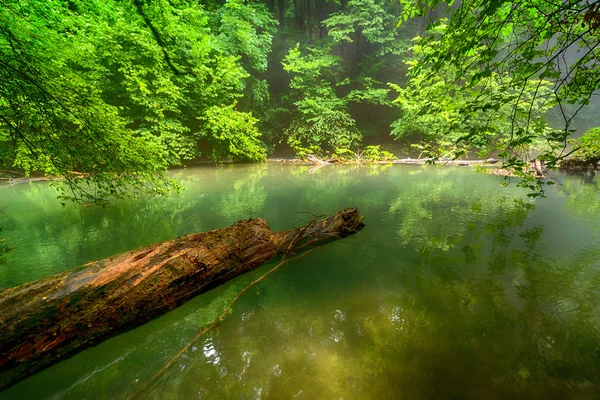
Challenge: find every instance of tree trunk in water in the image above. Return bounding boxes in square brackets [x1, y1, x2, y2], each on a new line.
[0, 208, 364, 391]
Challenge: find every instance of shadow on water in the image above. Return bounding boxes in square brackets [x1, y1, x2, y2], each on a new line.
[1, 165, 600, 399]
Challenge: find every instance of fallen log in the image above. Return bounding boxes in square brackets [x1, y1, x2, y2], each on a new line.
[0, 208, 365, 391]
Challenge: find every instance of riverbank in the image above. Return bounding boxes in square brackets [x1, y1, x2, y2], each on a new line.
[2, 156, 596, 188]
[265, 157, 501, 166]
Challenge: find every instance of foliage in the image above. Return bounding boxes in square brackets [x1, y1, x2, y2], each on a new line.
[280, 0, 409, 156]
[397, 0, 600, 175]
[282, 44, 361, 153]
[569, 127, 600, 162]
[361, 145, 395, 162]
[0, 0, 274, 202]
[391, 26, 558, 164]
[323, 0, 408, 56]
[333, 145, 395, 162]
[215, 0, 275, 73]
[3, 0, 600, 204]
[285, 88, 361, 153]
[200, 104, 267, 162]
[0, 0, 175, 202]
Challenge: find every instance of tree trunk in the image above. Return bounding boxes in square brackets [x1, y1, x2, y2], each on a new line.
[0, 208, 364, 391]
[293, 0, 305, 31]
[266, 0, 275, 13]
[306, 0, 312, 40]
[278, 0, 286, 27]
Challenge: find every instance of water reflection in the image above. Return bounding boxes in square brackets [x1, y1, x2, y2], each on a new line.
[388, 167, 532, 253]
[139, 176, 599, 399]
[182, 225, 596, 399]
[208, 165, 268, 222]
[0, 165, 270, 288]
[558, 172, 600, 223]
[1, 166, 600, 399]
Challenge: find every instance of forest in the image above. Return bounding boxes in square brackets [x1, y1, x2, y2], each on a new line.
[2, 0, 600, 398]
[1, 0, 599, 202]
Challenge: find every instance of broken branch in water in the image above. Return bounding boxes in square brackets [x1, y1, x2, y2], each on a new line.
[127, 248, 315, 399]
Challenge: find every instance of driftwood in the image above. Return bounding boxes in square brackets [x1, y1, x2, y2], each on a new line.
[392, 158, 499, 166]
[307, 154, 329, 165]
[267, 157, 501, 166]
[306, 155, 329, 174]
[0, 208, 365, 391]
[531, 159, 545, 178]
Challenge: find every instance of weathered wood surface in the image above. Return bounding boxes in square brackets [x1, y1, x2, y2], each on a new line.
[0, 208, 365, 391]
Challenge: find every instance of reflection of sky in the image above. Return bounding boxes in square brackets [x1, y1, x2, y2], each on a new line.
[203, 339, 220, 366]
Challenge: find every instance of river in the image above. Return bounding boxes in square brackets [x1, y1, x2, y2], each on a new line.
[1, 164, 599, 399]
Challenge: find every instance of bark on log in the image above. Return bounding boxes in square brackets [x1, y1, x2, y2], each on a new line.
[0, 208, 365, 391]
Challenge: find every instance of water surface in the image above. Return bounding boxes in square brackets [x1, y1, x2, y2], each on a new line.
[1, 164, 600, 399]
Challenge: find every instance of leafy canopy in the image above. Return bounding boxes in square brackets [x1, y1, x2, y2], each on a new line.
[0, 0, 274, 202]
[397, 0, 600, 175]
[391, 24, 558, 165]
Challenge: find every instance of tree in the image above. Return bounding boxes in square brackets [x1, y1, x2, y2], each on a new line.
[0, 0, 176, 202]
[0, 0, 275, 202]
[397, 0, 600, 177]
[282, 44, 361, 156]
[280, 0, 410, 157]
[564, 126, 600, 168]
[390, 24, 558, 166]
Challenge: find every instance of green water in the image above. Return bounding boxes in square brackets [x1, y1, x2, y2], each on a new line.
[1, 164, 600, 399]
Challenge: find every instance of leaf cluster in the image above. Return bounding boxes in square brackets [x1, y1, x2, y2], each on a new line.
[395, 0, 600, 188]
[0, 0, 275, 202]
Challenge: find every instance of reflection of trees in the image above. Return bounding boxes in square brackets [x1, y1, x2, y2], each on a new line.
[208, 165, 268, 223]
[299, 165, 355, 210]
[352, 204, 600, 399]
[296, 164, 398, 217]
[0, 165, 269, 289]
[559, 173, 600, 224]
[0, 204, 7, 265]
[395, 214, 600, 398]
[152, 194, 599, 399]
[388, 167, 532, 252]
[3, 166, 600, 399]
[0, 182, 197, 288]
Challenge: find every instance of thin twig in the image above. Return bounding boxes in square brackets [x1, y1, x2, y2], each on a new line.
[126, 248, 315, 400]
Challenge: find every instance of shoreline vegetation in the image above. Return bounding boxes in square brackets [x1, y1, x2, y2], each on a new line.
[1, 155, 598, 188]
[2, 0, 600, 203]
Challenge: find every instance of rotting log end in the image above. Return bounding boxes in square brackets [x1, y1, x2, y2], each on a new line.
[277, 208, 365, 252]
